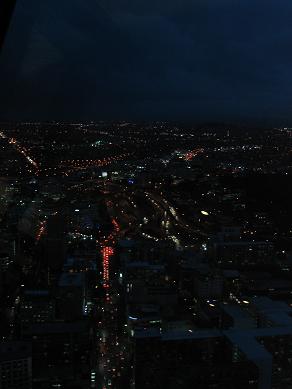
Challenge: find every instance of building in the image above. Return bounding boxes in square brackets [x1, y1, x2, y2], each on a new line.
[57, 272, 86, 320]
[22, 322, 91, 389]
[132, 329, 259, 389]
[211, 237, 274, 266]
[194, 268, 223, 300]
[124, 262, 177, 310]
[0, 341, 32, 389]
[19, 290, 55, 333]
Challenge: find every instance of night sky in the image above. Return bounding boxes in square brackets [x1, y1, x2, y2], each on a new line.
[0, 0, 292, 124]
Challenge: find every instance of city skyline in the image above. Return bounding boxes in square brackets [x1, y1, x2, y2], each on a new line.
[2, 2, 292, 388]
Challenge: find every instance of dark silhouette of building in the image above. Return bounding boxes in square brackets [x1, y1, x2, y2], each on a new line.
[132, 330, 259, 389]
[0, 0, 17, 52]
[0, 341, 32, 389]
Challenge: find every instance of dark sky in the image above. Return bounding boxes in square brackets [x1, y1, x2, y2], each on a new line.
[0, 0, 292, 124]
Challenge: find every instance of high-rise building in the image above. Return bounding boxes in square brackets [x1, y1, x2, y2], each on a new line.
[0, 341, 32, 389]
[132, 330, 259, 389]
[19, 290, 55, 333]
[22, 322, 91, 389]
